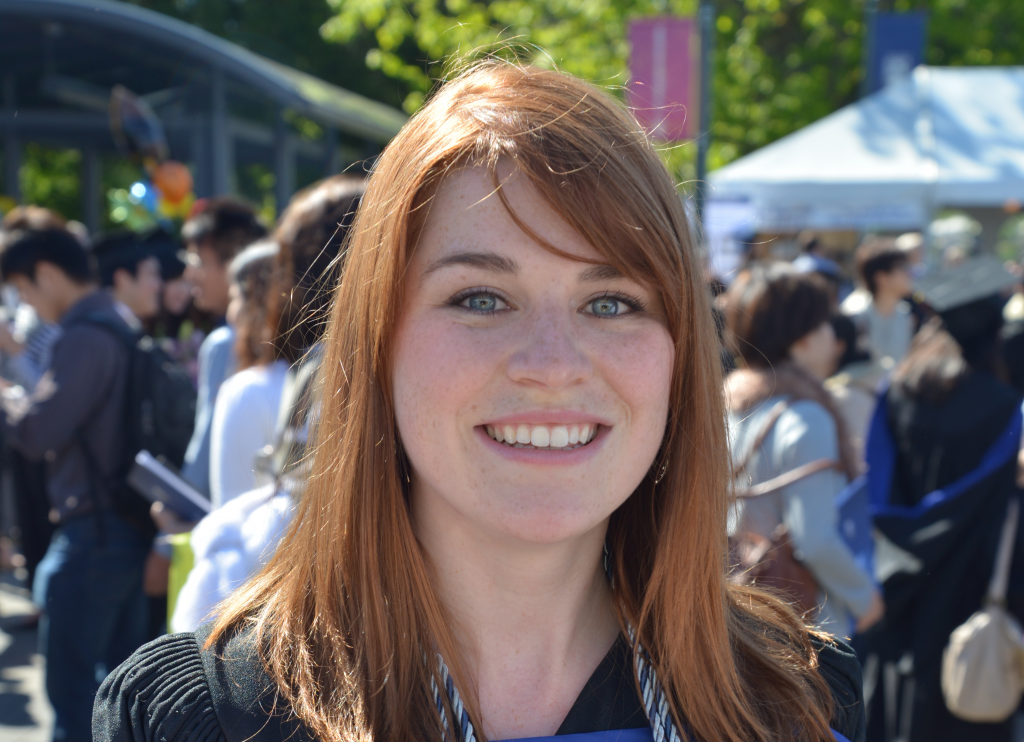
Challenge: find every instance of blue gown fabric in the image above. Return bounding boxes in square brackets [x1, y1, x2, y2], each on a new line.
[500, 728, 852, 742]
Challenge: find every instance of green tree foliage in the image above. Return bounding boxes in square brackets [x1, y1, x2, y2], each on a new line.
[322, 0, 1024, 176]
[19, 144, 82, 222]
[122, 0, 407, 109]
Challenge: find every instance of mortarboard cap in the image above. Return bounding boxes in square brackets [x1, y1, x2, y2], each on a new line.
[914, 257, 1019, 351]
[914, 257, 1017, 313]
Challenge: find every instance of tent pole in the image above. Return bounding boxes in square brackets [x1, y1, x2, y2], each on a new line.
[860, 0, 879, 98]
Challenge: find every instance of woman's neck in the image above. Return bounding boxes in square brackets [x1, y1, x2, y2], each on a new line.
[413, 496, 620, 740]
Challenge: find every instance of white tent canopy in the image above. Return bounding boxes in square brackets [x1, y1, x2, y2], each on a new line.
[708, 66, 1024, 231]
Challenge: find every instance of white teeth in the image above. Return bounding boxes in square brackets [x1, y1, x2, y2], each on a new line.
[485, 423, 600, 449]
[550, 426, 569, 448]
[530, 427, 550, 447]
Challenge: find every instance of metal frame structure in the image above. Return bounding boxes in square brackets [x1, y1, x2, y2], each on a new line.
[0, 0, 407, 229]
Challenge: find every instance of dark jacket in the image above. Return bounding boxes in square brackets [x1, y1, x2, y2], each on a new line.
[93, 622, 866, 742]
[859, 371, 1024, 742]
[1, 292, 131, 522]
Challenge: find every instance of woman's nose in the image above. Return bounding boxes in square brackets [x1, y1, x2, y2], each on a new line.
[506, 310, 592, 389]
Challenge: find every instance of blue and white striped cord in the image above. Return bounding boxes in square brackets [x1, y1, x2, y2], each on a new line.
[431, 651, 477, 742]
[630, 627, 683, 742]
[431, 630, 682, 742]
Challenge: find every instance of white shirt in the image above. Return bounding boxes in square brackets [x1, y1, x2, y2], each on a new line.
[170, 484, 294, 632]
[209, 359, 289, 508]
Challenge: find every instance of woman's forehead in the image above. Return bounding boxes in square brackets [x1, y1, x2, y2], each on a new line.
[411, 165, 608, 271]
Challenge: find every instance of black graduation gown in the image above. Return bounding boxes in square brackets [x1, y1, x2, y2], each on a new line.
[93, 621, 865, 741]
[858, 371, 1024, 742]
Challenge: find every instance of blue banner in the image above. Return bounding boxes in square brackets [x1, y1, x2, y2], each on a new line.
[870, 12, 928, 93]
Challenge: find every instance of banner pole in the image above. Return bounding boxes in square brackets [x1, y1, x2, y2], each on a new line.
[695, 0, 715, 227]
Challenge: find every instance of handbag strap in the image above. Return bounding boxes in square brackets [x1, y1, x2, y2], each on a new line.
[733, 400, 839, 499]
[987, 498, 1020, 605]
[733, 400, 791, 478]
[735, 458, 839, 499]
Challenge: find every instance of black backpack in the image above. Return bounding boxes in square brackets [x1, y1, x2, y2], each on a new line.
[75, 314, 198, 530]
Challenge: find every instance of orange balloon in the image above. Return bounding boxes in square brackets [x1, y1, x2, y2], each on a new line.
[153, 161, 193, 204]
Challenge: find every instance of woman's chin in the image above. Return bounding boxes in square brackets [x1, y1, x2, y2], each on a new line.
[481, 501, 610, 545]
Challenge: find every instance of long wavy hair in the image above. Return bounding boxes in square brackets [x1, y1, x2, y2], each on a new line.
[210, 61, 835, 742]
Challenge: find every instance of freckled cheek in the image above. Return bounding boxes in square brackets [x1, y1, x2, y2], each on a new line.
[591, 328, 675, 422]
[392, 319, 502, 444]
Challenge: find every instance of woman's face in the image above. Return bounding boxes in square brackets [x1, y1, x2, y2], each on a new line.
[162, 276, 193, 316]
[393, 166, 675, 546]
[225, 282, 243, 328]
[790, 320, 838, 381]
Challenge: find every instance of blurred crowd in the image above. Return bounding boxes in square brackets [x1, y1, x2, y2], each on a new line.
[2, 186, 1024, 742]
[0, 175, 364, 742]
[717, 232, 1024, 742]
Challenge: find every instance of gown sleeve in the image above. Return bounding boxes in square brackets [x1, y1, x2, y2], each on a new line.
[93, 632, 225, 742]
[815, 636, 866, 742]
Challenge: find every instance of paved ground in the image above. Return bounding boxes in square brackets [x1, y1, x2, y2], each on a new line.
[0, 575, 51, 742]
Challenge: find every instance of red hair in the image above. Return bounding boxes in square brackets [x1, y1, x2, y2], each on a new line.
[210, 61, 834, 742]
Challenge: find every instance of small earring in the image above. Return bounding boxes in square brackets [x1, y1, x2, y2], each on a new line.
[654, 461, 668, 485]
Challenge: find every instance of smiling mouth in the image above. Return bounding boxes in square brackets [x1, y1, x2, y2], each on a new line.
[483, 423, 601, 450]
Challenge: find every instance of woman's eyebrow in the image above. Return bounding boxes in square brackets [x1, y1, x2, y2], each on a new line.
[578, 264, 623, 282]
[422, 251, 520, 278]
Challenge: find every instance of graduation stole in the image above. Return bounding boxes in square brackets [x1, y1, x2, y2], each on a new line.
[430, 584, 854, 742]
[431, 650, 853, 742]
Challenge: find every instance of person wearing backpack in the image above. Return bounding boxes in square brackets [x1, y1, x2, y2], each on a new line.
[91, 230, 164, 328]
[0, 226, 151, 742]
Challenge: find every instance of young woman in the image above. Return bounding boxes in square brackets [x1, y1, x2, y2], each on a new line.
[723, 266, 883, 634]
[209, 240, 287, 506]
[96, 63, 863, 742]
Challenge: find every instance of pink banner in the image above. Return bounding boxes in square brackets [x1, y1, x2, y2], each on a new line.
[627, 17, 698, 141]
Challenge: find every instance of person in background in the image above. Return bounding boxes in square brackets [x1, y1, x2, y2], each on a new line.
[91, 231, 163, 327]
[0, 207, 65, 609]
[171, 174, 365, 632]
[0, 207, 67, 390]
[0, 226, 150, 742]
[792, 231, 846, 309]
[724, 264, 883, 633]
[825, 313, 883, 462]
[144, 228, 208, 385]
[209, 241, 286, 507]
[858, 259, 1024, 742]
[841, 237, 915, 368]
[179, 198, 267, 497]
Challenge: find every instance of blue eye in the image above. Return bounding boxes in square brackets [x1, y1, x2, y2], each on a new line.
[588, 297, 623, 316]
[460, 292, 507, 312]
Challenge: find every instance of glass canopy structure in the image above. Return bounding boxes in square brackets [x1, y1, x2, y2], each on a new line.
[0, 0, 408, 230]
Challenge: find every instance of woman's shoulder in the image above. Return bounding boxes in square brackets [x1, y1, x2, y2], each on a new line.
[812, 635, 865, 742]
[217, 362, 290, 409]
[94, 623, 313, 742]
